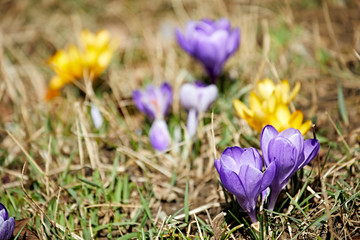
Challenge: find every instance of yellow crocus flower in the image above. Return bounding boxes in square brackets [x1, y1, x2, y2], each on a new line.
[233, 78, 311, 135]
[46, 29, 118, 100]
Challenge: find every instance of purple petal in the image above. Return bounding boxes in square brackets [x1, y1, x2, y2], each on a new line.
[222, 146, 245, 169]
[239, 148, 263, 171]
[297, 138, 320, 169]
[241, 165, 263, 197]
[268, 137, 298, 189]
[0, 217, 15, 240]
[149, 120, 171, 151]
[186, 108, 198, 138]
[214, 18, 231, 30]
[159, 82, 173, 116]
[0, 203, 9, 221]
[260, 125, 279, 166]
[260, 161, 276, 192]
[175, 29, 191, 53]
[133, 83, 173, 120]
[132, 89, 156, 119]
[217, 164, 246, 198]
[194, 36, 219, 69]
[179, 83, 198, 110]
[226, 28, 240, 57]
[198, 84, 218, 112]
[278, 128, 304, 154]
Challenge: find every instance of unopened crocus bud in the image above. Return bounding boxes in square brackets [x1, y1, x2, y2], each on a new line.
[215, 147, 276, 223]
[260, 125, 320, 210]
[0, 203, 15, 240]
[175, 18, 240, 82]
[180, 82, 217, 137]
[149, 119, 171, 151]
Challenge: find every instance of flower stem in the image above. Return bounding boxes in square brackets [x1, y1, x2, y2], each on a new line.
[267, 188, 281, 211]
[248, 208, 258, 223]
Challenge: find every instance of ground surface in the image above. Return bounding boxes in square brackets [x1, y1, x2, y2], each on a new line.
[0, 0, 359, 239]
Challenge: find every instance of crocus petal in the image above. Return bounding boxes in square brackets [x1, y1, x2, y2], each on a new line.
[0, 204, 9, 220]
[239, 148, 263, 171]
[133, 90, 154, 119]
[175, 29, 191, 53]
[268, 137, 298, 188]
[278, 127, 304, 155]
[233, 99, 253, 119]
[299, 120, 312, 135]
[257, 78, 275, 100]
[226, 28, 240, 57]
[260, 161, 276, 192]
[239, 165, 263, 204]
[297, 138, 320, 169]
[214, 18, 231, 30]
[159, 82, 173, 116]
[289, 110, 304, 129]
[289, 82, 301, 101]
[222, 146, 245, 167]
[198, 84, 218, 112]
[149, 120, 171, 151]
[218, 165, 246, 198]
[260, 125, 279, 166]
[0, 217, 15, 240]
[194, 36, 219, 69]
[180, 84, 198, 110]
[186, 108, 198, 138]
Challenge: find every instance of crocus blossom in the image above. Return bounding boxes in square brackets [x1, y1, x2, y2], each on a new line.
[175, 18, 240, 82]
[260, 125, 320, 210]
[133, 82, 173, 151]
[179, 82, 218, 137]
[233, 78, 311, 135]
[46, 29, 118, 100]
[215, 147, 276, 223]
[0, 203, 15, 240]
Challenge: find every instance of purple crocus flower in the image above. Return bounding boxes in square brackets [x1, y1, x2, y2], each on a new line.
[133, 82, 173, 120]
[133, 82, 173, 151]
[175, 18, 240, 82]
[260, 125, 320, 210]
[0, 203, 15, 240]
[180, 82, 217, 138]
[215, 147, 276, 223]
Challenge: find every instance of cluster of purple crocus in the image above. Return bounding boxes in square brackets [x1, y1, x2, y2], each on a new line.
[133, 18, 238, 150]
[215, 125, 320, 223]
[0, 203, 15, 240]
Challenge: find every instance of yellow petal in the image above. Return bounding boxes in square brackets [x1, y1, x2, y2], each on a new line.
[233, 99, 253, 119]
[249, 92, 263, 112]
[275, 80, 290, 104]
[299, 120, 312, 135]
[290, 82, 301, 101]
[256, 78, 275, 100]
[49, 75, 66, 90]
[68, 45, 83, 78]
[45, 89, 60, 100]
[262, 94, 276, 113]
[289, 110, 304, 129]
[274, 104, 291, 129]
